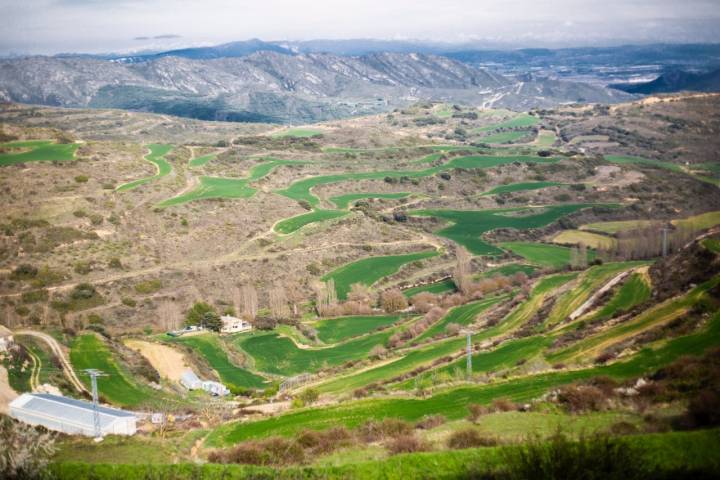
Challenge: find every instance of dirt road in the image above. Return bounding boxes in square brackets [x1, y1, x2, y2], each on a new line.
[15, 330, 89, 394]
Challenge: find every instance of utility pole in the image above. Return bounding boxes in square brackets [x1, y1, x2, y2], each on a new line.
[461, 330, 473, 380]
[83, 369, 107, 441]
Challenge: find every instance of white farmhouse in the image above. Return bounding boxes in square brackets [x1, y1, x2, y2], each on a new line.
[9, 393, 136, 437]
[0, 325, 13, 352]
[220, 315, 252, 334]
[202, 380, 230, 396]
[180, 370, 202, 390]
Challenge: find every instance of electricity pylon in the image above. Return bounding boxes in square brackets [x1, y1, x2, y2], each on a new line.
[83, 369, 107, 441]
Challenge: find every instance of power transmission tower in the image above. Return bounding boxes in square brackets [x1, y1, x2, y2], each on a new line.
[661, 228, 669, 257]
[461, 330, 473, 380]
[83, 369, 107, 441]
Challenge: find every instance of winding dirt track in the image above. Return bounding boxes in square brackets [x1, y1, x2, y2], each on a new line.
[15, 330, 89, 395]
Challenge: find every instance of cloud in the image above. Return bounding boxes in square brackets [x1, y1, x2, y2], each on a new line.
[153, 34, 181, 39]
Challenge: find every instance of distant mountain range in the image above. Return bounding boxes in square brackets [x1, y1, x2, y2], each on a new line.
[0, 51, 634, 123]
[610, 68, 720, 94]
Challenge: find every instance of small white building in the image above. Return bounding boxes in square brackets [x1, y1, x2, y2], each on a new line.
[202, 380, 230, 397]
[220, 315, 252, 334]
[0, 325, 13, 352]
[180, 370, 202, 390]
[9, 393, 136, 437]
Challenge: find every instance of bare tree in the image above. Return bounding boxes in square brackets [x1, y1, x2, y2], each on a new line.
[158, 301, 181, 331]
[240, 285, 258, 320]
[268, 285, 290, 320]
[285, 280, 305, 318]
[381, 288, 408, 313]
[348, 283, 374, 306]
[578, 243, 588, 268]
[453, 246, 473, 294]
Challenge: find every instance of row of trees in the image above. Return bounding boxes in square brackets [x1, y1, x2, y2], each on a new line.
[597, 223, 700, 262]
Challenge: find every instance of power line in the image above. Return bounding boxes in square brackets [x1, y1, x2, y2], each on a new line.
[83, 369, 107, 441]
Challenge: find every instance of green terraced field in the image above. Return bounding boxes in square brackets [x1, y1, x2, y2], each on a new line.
[534, 130, 557, 147]
[581, 272, 651, 323]
[481, 181, 562, 196]
[411, 204, 595, 255]
[116, 144, 173, 192]
[673, 210, 720, 231]
[544, 262, 647, 328]
[276, 154, 559, 207]
[274, 209, 349, 234]
[322, 250, 439, 300]
[188, 152, 217, 168]
[403, 278, 457, 297]
[70, 334, 151, 407]
[0, 140, 78, 166]
[580, 220, 660, 234]
[211, 310, 720, 444]
[479, 263, 537, 278]
[478, 130, 532, 144]
[476, 114, 540, 132]
[314, 315, 402, 343]
[500, 241, 589, 268]
[605, 155, 684, 173]
[552, 230, 617, 249]
[329, 192, 410, 209]
[167, 334, 267, 390]
[272, 128, 322, 138]
[415, 295, 507, 342]
[158, 159, 300, 207]
[237, 330, 393, 376]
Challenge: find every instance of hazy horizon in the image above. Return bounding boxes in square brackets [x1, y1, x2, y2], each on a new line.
[1, 0, 720, 56]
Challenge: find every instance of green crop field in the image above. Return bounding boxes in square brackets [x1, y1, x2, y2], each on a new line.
[237, 330, 393, 376]
[188, 152, 217, 168]
[411, 204, 595, 255]
[329, 192, 410, 209]
[478, 130, 531, 144]
[479, 263, 537, 278]
[500, 241, 593, 268]
[415, 295, 508, 342]
[673, 210, 720, 231]
[322, 250, 438, 299]
[167, 334, 267, 390]
[481, 181, 562, 196]
[552, 229, 616, 249]
[116, 144, 173, 192]
[605, 155, 684, 173]
[581, 272, 651, 323]
[274, 209, 349, 234]
[276, 154, 559, 207]
[159, 158, 300, 207]
[476, 114, 540, 132]
[403, 278, 457, 297]
[314, 315, 403, 343]
[272, 128, 323, 138]
[69, 334, 150, 407]
[534, 129, 557, 147]
[211, 310, 720, 445]
[544, 262, 646, 328]
[0, 140, 79, 166]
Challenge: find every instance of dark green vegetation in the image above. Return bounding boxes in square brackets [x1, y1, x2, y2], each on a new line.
[315, 315, 402, 344]
[322, 250, 439, 299]
[330, 192, 411, 209]
[411, 204, 595, 255]
[116, 144, 173, 191]
[0, 140, 78, 166]
[166, 334, 267, 390]
[69, 334, 150, 407]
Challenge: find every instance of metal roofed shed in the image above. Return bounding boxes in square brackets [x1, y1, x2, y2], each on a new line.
[180, 369, 202, 390]
[9, 393, 137, 437]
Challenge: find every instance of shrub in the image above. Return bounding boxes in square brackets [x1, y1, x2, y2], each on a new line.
[134, 279, 162, 294]
[74, 175, 89, 183]
[492, 398, 517, 412]
[108, 257, 123, 269]
[381, 289, 408, 313]
[415, 414, 446, 430]
[447, 429, 498, 449]
[121, 297, 137, 307]
[467, 403, 489, 423]
[11, 264, 37, 279]
[502, 431, 644, 480]
[21, 289, 48, 303]
[70, 283, 97, 300]
[686, 389, 720, 427]
[557, 385, 607, 413]
[298, 388, 320, 406]
[386, 434, 430, 455]
[358, 419, 413, 442]
[0, 414, 57, 479]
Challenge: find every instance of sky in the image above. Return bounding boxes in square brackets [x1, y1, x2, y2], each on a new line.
[1, 0, 719, 55]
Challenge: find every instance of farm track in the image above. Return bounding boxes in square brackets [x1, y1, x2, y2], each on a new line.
[15, 330, 89, 394]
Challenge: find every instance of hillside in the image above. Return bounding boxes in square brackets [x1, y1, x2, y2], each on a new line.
[0, 93, 719, 477]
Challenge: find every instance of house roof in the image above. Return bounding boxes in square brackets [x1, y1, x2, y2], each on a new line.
[181, 370, 201, 384]
[10, 393, 135, 429]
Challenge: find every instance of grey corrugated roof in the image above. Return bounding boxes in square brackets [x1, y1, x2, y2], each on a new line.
[14, 393, 134, 428]
[181, 370, 201, 383]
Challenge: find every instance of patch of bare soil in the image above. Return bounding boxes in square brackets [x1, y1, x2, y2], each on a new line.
[125, 339, 189, 382]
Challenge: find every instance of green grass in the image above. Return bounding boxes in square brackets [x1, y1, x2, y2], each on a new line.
[158, 159, 300, 207]
[329, 192, 410, 209]
[17, 335, 63, 386]
[237, 330, 393, 376]
[411, 204, 596, 256]
[476, 114, 540, 132]
[415, 295, 508, 342]
[403, 278, 457, 297]
[673, 210, 720, 231]
[479, 263, 537, 278]
[272, 128, 323, 138]
[69, 334, 150, 407]
[605, 155, 684, 173]
[582, 272, 651, 323]
[314, 315, 402, 344]
[188, 152, 217, 168]
[500, 242, 594, 268]
[703, 238, 720, 253]
[580, 220, 660, 234]
[166, 334, 266, 390]
[534, 130, 557, 147]
[116, 144, 173, 192]
[276, 154, 559, 207]
[322, 250, 439, 300]
[0, 140, 78, 166]
[211, 310, 720, 445]
[552, 230, 617, 249]
[274, 209, 349, 234]
[481, 181, 562, 196]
